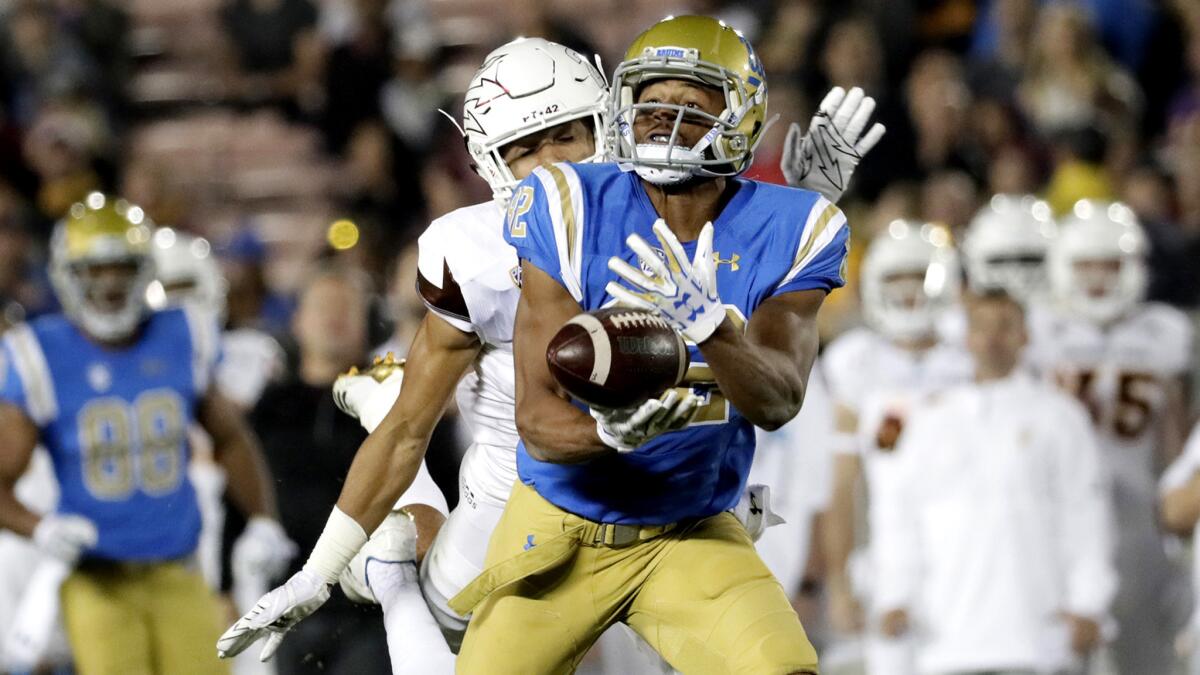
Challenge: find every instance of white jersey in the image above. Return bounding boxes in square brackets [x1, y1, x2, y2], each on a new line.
[216, 328, 285, 410]
[1035, 303, 1193, 502]
[822, 327, 974, 460]
[417, 200, 521, 504]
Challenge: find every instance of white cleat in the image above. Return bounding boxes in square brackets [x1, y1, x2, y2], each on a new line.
[339, 510, 418, 604]
[332, 353, 406, 433]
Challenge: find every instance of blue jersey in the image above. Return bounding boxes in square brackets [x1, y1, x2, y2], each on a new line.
[504, 162, 849, 524]
[0, 305, 220, 561]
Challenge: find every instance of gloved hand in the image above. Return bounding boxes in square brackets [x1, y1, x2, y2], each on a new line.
[32, 514, 98, 564]
[607, 220, 725, 344]
[592, 388, 701, 453]
[217, 570, 330, 662]
[232, 516, 297, 583]
[781, 86, 886, 203]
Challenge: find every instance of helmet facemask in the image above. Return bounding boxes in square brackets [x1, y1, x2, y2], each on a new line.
[50, 193, 156, 342]
[608, 46, 769, 185]
[1060, 256, 1146, 324]
[52, 246, 156, 342]
[861, 221, 960, 343]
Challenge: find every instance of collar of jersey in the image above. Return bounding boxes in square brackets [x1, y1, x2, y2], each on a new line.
[629, 173, 757, 245]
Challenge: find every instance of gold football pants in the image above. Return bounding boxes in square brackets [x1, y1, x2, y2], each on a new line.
[452, 481, 818, 674]
[61, 559, 229, 675]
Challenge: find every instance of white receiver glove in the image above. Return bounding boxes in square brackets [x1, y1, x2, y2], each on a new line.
[607, 219, 725, 344]
[232, 516, 298, 583]
[218, 507, 366, 662]
[782, 86, 886, 203]
[592, 388, 702, 453]
[32, 514, 98, 564]
[332, 353, 405, 433]
[216, 569, 330, 662]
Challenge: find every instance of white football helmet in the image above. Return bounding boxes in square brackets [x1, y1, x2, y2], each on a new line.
[1048, 200, 1147, 324]
[459, 37, 607, 204]
[49, 192, 156, 342]
[145, 227, 228, 322]
[962, 194, 1057, 302]
[860, 220, 960, 342]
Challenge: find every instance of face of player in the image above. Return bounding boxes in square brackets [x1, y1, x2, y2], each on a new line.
[965, 296, 1028, 380]
[501, 119, 595, 181]
[1071, 258, 1121, 299]
[293, 275, 368, 368]
[632, 79, 725, 148]
[78, 260, 140, 314]
[880, 271, 928, 311]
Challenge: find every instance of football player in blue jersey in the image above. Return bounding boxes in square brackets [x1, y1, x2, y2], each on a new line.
[442, 15, 844, 674]
[0, 193, 289, 675]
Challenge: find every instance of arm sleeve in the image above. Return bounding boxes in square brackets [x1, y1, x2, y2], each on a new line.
[415, 241, 477, 335]
[772, 196, 849, 296]
[502, 166, 585, 302]
[870, 414, 927, 612]
[1055, 397, 1119, 617]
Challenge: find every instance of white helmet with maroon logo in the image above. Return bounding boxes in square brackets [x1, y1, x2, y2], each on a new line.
[460, 37, 607, 204]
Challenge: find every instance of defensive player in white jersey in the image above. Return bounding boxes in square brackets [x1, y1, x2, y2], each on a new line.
[821, 221, 972, 674]
[217, 32, 885, 671]
[1039, 199, 1194, 674]
[952, 194, 1058, 352]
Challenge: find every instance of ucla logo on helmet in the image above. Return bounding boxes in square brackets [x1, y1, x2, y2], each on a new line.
[654, 47, 686, 58]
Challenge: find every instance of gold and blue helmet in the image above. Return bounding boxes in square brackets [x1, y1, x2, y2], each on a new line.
[49, 192, 156, 341]
[608, 15, 769, 184]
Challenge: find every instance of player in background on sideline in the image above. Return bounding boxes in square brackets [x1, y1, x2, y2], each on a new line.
[0, 195, 290, 675]
[1040, 200, 1195, 674]
[820, 221, 971, 674]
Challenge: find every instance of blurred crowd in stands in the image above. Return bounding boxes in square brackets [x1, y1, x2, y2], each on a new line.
[2, 0, 1199, 337]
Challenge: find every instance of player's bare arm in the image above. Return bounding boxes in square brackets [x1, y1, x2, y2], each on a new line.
[1162, 469, 1200, 535]
[335, 311, 479, 537]
[698, 288, 825, 430]
[512, 261, 614, 464]
[199, 389, 278, 519]
[0, 403, 39, 537]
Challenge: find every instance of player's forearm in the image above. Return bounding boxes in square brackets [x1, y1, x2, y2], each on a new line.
[218, 433, 277, 519]
[699, 319, 808, 430]
[516, 392, 612, 463]
[824, 458, 859, 585]
[335, 421, 431, 533]
[0, 484, 40, 538]
[1161, 478, 1200, 535]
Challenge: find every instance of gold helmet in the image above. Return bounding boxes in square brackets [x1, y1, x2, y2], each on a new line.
[49, 192, 156, 341]
[608, 15, 769, 184]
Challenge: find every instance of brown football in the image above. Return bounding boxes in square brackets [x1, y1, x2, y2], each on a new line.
[547, 307, 690, 409]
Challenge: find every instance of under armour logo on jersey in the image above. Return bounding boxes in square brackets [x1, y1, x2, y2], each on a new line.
[713, 252, 740, 271]
[524, 535, 535, 551]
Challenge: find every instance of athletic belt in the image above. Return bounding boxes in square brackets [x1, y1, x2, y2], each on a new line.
[567, 513, 679, 548]
[447, 497, 682, 616]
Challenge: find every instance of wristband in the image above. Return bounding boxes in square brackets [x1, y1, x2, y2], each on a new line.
[302, 507, 368, 585]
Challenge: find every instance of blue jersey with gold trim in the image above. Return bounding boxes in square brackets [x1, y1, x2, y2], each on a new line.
[0, 305, 219, 561]
[504, 162, 848, 524]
